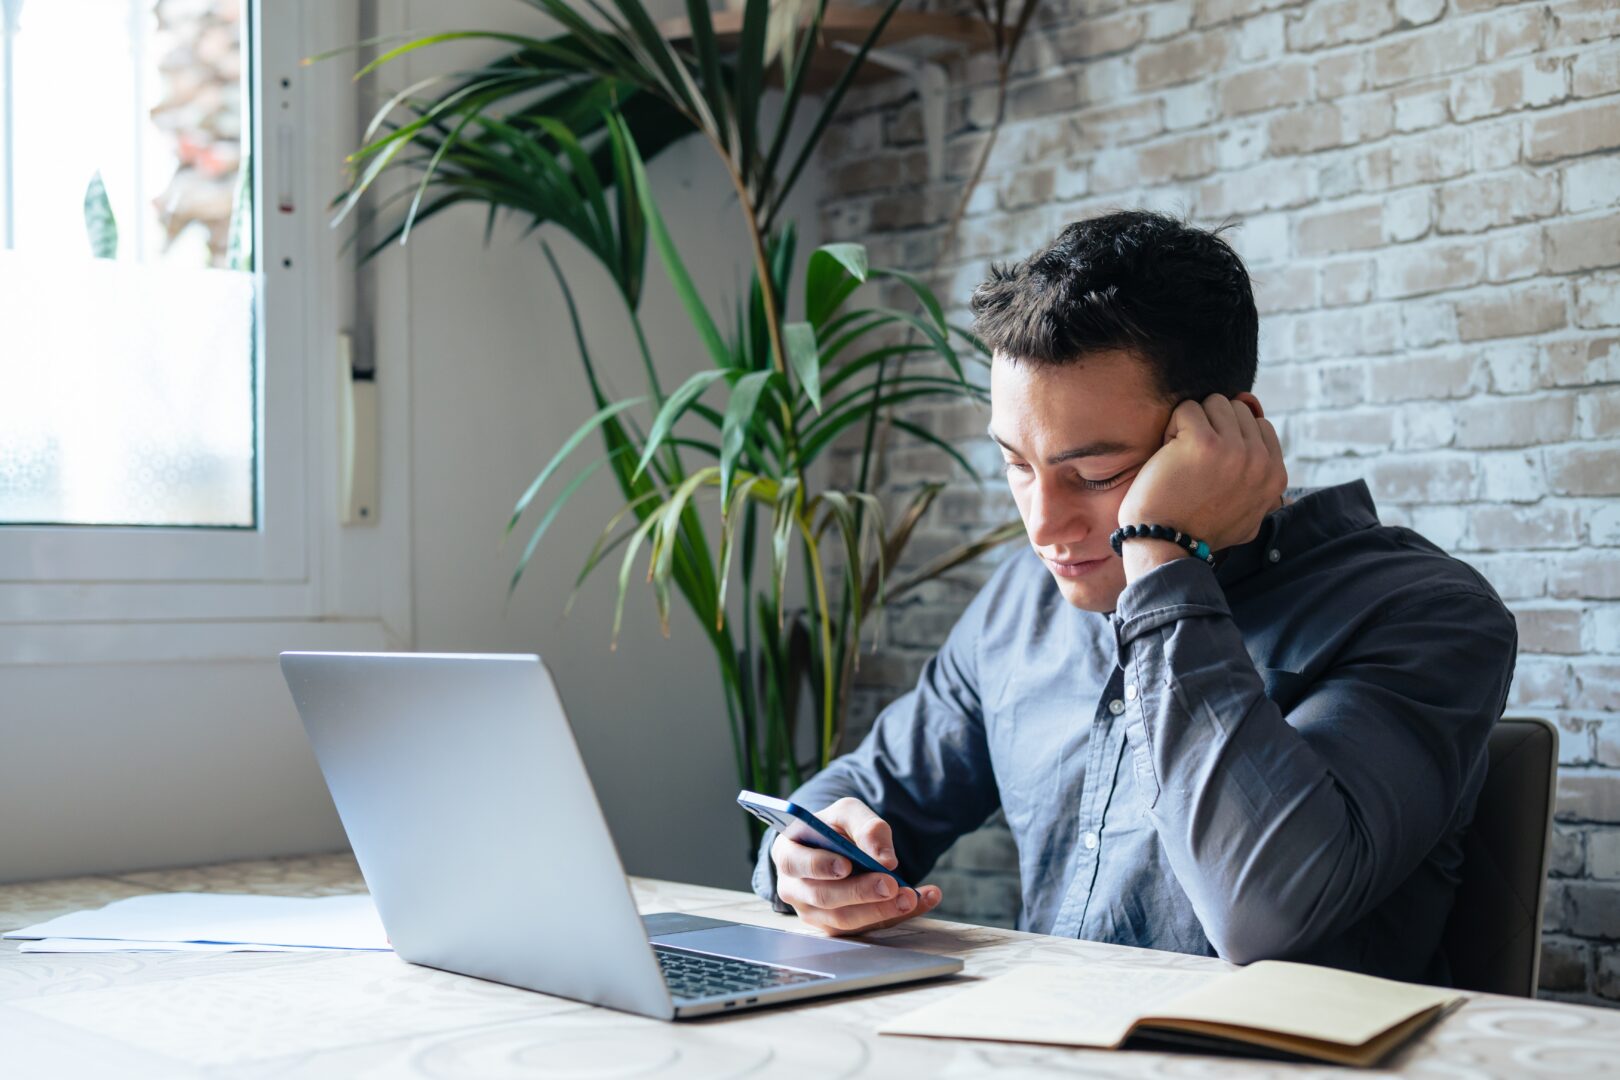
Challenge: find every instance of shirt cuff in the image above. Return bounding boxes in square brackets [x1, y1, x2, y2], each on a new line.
[1112, 554, 1229, 645]
[751, 828, 796, 915]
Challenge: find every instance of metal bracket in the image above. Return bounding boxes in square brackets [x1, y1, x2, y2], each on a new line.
[338, 332, 378, 525]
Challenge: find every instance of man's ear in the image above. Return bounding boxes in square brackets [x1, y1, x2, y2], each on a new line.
[1234, 392, 1264, 419]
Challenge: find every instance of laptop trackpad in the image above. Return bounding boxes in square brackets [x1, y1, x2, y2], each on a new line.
[651, 925, 867, 967]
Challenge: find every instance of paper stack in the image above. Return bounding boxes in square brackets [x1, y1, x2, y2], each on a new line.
[3, 892, 390, 953]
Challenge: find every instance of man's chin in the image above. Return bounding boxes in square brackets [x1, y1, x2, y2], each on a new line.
[1050, 567, 1126, 613]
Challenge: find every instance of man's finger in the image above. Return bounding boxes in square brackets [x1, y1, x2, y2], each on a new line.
[1257, 416, 1283, 463]
[786, 871, 901, 911]
[1170, 398, 1213, 440]
[822, 798, 897, 868]
[1202, 393, 1241, 439]
[772, 835, 850, 880]
[816, 885, 943, 935]
[1230, 394, 1262, 445]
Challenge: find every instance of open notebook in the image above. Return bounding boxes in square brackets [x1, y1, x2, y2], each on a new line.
[879, 959, 1464, 1067]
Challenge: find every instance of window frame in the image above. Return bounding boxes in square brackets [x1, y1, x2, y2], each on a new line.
[0, 1, 411, 657]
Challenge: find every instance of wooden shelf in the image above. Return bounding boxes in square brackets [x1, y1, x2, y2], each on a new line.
[658, 5, 992, 88]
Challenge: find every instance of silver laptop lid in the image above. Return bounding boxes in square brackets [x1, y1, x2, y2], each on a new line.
[280, 651, 673, 1020]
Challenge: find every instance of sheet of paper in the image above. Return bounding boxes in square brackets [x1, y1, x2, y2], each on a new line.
[880, 964, 1219, 1048]
[3, 893, 390, 951]
[1142, 960, 1462, 1047]
[17, 938, 309, 953]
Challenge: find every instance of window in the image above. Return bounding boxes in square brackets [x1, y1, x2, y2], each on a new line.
[0, 0, 409, 657]
[0, 0, 255, 528]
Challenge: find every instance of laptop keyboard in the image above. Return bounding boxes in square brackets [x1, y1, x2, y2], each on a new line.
[654, 945, 830, 1001]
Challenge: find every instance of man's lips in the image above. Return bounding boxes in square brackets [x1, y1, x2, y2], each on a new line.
[1043, 553, 1111, 579]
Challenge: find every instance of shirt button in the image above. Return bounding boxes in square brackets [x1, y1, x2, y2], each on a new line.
[1108, 698, 1125, 716]
[1083, 831, 1099, 850]
[1125, 684, 1138, 701]
[1268, 548, 1282, 563]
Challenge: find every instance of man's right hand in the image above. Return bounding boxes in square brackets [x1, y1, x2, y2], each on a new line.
[769, 797, 943, 936]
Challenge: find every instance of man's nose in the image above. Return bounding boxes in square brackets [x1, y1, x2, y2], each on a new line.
[1025, 479, 1088, 549]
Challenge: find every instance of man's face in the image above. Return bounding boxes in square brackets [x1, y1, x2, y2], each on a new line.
[989, 349, 1174, 612]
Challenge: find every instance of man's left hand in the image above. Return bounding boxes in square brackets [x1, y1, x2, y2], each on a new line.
[1116, 393, 1288, 577]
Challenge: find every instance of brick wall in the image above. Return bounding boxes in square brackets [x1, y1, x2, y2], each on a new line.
[817, 0, 1620, 1005]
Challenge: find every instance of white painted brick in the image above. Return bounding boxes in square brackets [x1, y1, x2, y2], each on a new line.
[1322, 258, 1375, 306]
[1236, 13, 1288, 62]
[1565, 158, 1620, 214]
[1082, 55, 1136, 100]
[1527, 55, 1574, 105]
[1136, 184, 1200, 217]
[1163, 83, 1217, 130]
[1394, 82, 1451, 132]
[1471, 553, 1550, 599]
[1486, 228, 1545, 282]
[1593, 831, 1620, 879]
[1555, 715, 1594, 764]
[1290, 456, 1368, 490]
[1229, 212, 1290, 265]
[1477, 553, 1548, 605]
[1410, 504, 1468, 549]
[1216, 121, 1268, 170]
[1477, 449, 1546, 502]
[1198, 159, 1316, 217]
[1593, 607, 1620, 655]
[1381, 504, 1414, 529]
[1578, 387, 1620, 438]
[1437, 171, 1560, 235]
[1257, 317, 1293, 368]
[1572, 43, 1620, 98]
[1053, 165, 1091, 200]
[1385, 188, 1433, 242]
[1146, 0, 1196, 39]
[1471, 118, 1525, 173]
[1399, 402, 1459, 449]
[965, 183, 998, 216]
[1317, 155, 1362, 201]
[1590, 504, 1620, 546]
[1577, 273, 1620, 329]
[1302, 364, 1355, 409]
[1377, 242, 1485, 299]
[1395, 0, 1446, 27]
[1401, 300, 1460, 347]
[1481, 5, 1548, 62]
[1481, 341, 1546, 393]
[1288, 0, 1397, 53]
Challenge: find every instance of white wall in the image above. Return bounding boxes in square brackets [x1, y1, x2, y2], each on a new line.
[0, 0, 821, 891]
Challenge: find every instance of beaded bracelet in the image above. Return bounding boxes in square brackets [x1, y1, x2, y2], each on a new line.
[1109, 523, 1216, 565]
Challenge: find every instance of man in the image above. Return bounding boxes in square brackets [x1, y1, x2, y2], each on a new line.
[752, 210, 1518, 983]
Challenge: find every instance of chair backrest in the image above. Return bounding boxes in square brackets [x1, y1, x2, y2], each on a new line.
[1440, 716, 1558, 997]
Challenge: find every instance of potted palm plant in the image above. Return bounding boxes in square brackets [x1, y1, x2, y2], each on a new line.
[333, 0, 1024, 850]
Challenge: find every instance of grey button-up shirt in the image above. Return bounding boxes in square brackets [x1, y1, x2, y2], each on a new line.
[753, 481, 1518, 982]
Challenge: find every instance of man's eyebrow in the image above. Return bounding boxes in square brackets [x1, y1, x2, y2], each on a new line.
[987, 426, 1132, 465]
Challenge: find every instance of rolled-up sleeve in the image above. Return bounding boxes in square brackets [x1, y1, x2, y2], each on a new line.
[1113, 556, 1517, 964]
[751, 585, 1002, 911]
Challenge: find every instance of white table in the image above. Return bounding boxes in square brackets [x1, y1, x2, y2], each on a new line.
[2, 853, 1617, 1077]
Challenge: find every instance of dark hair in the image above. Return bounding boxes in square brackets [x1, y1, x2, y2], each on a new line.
[969, 210, 1258, 402]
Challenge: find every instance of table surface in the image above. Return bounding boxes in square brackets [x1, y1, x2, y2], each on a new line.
[2, 853, 1616, 1078]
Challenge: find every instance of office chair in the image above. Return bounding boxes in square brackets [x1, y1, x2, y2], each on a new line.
[1440, 716, 1559, 998]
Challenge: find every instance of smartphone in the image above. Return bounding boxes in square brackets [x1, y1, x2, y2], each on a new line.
[737, 790, 916, 894]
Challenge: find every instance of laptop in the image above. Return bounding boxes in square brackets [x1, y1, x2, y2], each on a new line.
[279, 651, 962, 1019]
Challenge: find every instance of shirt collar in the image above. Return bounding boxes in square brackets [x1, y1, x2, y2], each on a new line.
[1215, 480, 1381, 588]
